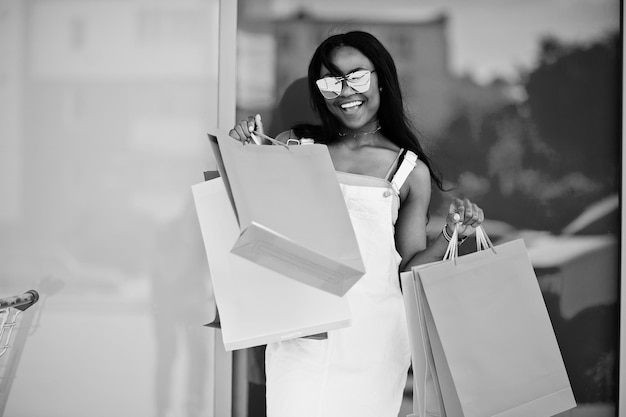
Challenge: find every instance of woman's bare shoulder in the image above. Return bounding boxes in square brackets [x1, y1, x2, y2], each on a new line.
[404, 158, 432, 197]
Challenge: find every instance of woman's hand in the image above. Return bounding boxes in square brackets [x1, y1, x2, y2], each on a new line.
[229, 114, 264, 144]
[445, 198, 484, 238]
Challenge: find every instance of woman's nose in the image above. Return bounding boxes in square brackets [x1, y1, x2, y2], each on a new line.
[339, 80, 356, 97]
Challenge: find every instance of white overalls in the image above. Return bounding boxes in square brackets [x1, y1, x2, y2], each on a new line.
[265, 149, 418, 417]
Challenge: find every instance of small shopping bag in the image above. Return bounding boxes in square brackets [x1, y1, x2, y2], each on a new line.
[209, 129, 365, 296]
[402, 226, 576, 417]
[191, 176, 352, 351]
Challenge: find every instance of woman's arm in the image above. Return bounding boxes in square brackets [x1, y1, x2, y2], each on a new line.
[395, 161, 484, 272]
[395, 160, 440, 271]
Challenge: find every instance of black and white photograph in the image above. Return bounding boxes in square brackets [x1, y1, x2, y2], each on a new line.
[0, 1, 620, 416]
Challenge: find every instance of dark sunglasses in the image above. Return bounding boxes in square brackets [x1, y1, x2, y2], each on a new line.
[315, 69, 375, 99]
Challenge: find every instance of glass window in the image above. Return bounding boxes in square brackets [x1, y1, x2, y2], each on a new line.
[0, 1, 231, 416]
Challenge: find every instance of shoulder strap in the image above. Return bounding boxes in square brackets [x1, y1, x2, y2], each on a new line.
[384, 148, 405, 181]
[390, 150, 418, 192]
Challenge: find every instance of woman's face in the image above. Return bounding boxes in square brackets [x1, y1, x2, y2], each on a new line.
[318, 46, 380, 131]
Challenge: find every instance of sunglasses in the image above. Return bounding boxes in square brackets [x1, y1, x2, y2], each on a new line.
[315, 69, 375, 99]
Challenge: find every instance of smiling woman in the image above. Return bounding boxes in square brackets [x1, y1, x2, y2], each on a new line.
[229, 30, 485, 417]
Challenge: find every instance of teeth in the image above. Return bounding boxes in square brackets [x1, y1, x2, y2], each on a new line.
[341, 101, 362, 109]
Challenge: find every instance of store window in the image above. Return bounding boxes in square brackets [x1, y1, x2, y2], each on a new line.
[0, 1, 236, 416]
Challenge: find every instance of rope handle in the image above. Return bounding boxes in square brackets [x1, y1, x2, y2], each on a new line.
[475, 225, 496, 253]
[443, 224, 496, 261]
[249, 131, 290, 149]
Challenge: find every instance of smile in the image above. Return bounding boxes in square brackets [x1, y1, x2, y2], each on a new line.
[340, 100, 363, 110]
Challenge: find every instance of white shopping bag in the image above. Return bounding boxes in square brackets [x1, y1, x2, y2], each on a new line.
[402, 227, 576, 417]
[192, 176, 352, 351]
[209, 129, 365, 296]
[401, 267, 447, 417]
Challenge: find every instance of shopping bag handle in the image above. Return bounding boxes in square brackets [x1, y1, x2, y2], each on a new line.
[250, 131, 290, 149]
[475, 225, 496, 252]
[443, 224, 462, 260]
[443, 224, 496, 261]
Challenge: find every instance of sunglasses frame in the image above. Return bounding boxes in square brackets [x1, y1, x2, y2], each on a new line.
[316, 69, 376, 99]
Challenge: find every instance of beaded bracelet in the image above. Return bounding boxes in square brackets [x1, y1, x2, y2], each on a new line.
[442, 224, 468, 245]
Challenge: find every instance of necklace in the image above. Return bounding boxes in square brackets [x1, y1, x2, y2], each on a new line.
[338, 123, 381, 138]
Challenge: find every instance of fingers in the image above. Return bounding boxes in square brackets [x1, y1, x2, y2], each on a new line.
[447, 198, 485, 235]
[228, 115, 262, 143]
[254, 114, 264, 136]
[447, 198, 466, 224]
[466, 203, 484, 227]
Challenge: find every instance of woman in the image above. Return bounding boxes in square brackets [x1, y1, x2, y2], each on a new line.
[230, 31, 484, 417]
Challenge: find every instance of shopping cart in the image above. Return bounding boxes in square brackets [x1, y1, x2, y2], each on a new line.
[0, 290, 39, 416]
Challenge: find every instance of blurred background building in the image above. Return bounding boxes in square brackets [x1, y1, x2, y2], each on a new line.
[236, 0, 516, 147]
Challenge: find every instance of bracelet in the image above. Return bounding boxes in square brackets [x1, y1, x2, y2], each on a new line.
[442, 225, 468, 245]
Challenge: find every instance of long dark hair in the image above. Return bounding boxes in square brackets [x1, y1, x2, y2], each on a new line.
[294, 30, 444, 191]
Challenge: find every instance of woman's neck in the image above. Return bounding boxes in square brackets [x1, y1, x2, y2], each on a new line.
[338, 120, 381, 139]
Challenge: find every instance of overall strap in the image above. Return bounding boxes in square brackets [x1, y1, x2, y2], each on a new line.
[384, 148, 405, 181]
[387, 150, 418, 196]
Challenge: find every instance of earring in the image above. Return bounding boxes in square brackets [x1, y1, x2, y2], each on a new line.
[379, 87, 383, 92]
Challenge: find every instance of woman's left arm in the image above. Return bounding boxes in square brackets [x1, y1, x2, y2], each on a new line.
[394, 160, 437, 271]
[395, 162, 484, 272]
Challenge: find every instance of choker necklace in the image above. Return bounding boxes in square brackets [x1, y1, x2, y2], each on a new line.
[338, 123, 381, 138]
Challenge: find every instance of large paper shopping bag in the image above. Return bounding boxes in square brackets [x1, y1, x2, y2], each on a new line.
[401, 269, 447, 417]
[403, 233, 576, 417]
[208, 129, 365, 296]
[191, 176, 352, 351]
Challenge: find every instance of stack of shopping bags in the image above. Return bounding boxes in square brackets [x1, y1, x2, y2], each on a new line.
[193, 129, 576, 416]
[191, 129, 365, 350]
[401, 227, 577, 417]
